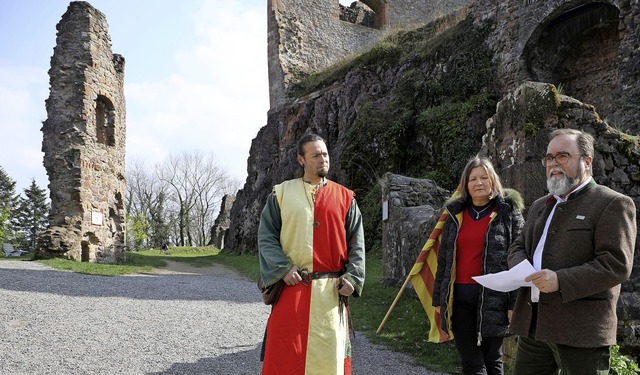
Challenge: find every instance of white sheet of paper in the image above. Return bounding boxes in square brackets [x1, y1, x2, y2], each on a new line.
[471, 260, 537, 292]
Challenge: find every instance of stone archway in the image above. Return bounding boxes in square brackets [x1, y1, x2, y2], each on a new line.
[339, 0, 388, 29]
[360, 0, 387, 29]
[95, 95, 116, 147]
[523, 2, 622, 117]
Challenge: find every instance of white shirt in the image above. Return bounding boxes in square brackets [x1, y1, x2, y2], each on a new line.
[530, 178, 592, 302]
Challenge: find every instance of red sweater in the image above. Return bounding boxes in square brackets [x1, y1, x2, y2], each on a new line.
[455, 209, 493, 284]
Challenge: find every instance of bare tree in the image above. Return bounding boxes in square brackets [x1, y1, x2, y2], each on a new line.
[126, 159, 174, 250]
[156, 151, 239, 247]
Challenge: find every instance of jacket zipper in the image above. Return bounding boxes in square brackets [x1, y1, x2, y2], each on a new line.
[477, 212, 497, 346]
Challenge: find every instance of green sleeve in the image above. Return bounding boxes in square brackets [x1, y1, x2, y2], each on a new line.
[257, 192, 292, 287]
[343, 198, 366, 297]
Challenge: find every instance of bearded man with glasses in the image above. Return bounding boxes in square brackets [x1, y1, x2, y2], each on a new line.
[507, 128, 636, 375]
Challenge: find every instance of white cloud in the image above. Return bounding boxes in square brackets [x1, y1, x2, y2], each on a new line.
[0, 61, 49, 192]
[124, 0, 268, 183]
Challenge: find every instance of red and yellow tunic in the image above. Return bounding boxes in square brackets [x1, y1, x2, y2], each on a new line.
[258, 178, 366, 375]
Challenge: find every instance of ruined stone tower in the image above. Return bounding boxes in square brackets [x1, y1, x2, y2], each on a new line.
[38, 1, 126, 263]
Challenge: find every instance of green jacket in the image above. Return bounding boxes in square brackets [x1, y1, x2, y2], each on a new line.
[508, 180, 636, 347]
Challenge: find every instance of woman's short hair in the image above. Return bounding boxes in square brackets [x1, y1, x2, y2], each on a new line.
[456, 156, 504, 203]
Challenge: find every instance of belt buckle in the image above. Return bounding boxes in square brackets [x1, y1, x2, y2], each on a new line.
[299, 268, 312, 284]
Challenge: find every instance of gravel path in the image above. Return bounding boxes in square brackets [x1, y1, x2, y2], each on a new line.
[0, 260, 448, 375]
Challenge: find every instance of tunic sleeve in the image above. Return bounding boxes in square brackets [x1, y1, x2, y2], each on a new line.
[343, 198, 366, 297]
[258, 192, 292, 287]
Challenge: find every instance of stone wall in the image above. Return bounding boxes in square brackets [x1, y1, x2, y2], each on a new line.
[268, 0, 471, 110]
[38, 1, 126, 263]
[208, 194, 235, 249]
[381, 173, 450, 286]
[472, 0, 640, 133]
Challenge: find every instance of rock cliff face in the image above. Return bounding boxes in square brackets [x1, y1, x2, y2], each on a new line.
[226, 12, 495, 254]
[230, 0, 640, 253]
[484, 81, 640, 209]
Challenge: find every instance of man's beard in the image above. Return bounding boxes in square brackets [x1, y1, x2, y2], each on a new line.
[547, 162, 584, 196]
[317, 166, 329, 178]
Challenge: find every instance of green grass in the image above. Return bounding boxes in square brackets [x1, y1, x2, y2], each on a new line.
[39, 257, 157, 276]
[14, 246, 458, 373]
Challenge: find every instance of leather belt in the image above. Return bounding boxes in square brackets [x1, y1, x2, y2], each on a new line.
[300, 270, 342, 283]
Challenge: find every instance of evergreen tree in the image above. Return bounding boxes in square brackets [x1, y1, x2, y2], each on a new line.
[13, 179, 49, 252]
[0, 166, 18, 245]
[149, 190, 171, 248]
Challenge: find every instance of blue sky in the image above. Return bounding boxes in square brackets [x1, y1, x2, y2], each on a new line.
[0, 0, 270, 193]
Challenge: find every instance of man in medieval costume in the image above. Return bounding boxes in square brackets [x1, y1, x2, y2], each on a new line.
[258, 132, 366, 375]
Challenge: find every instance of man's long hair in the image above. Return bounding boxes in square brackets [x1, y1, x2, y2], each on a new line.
[296, 133, 326, 157]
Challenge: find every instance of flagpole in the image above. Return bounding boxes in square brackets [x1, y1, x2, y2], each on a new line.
[376, 273, 412, 333]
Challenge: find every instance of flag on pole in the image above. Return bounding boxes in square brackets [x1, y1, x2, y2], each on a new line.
[408, 194, 457, 343]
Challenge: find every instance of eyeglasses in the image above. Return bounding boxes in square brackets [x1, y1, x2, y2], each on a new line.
[541, 152, 584, 167]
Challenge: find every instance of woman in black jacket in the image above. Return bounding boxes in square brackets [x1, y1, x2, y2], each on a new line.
[433, 156, 524, 375]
